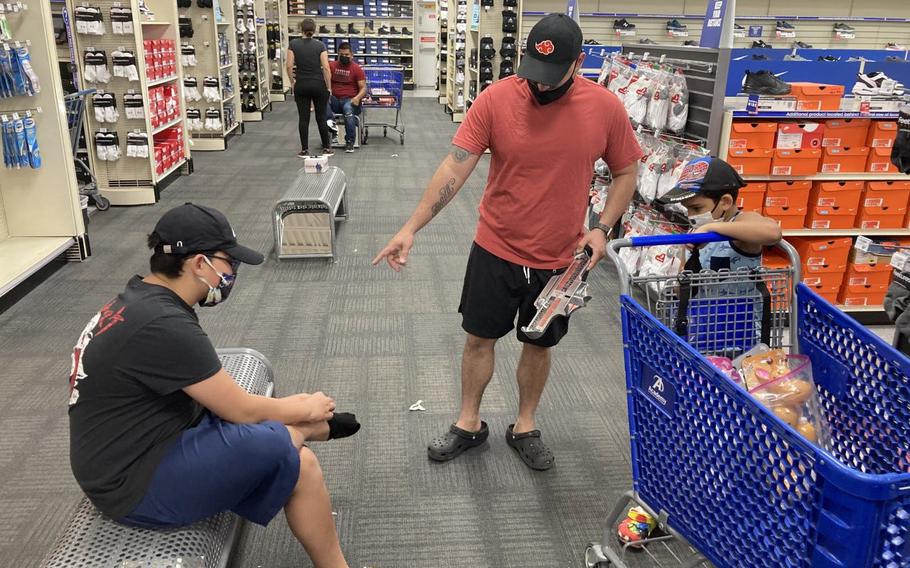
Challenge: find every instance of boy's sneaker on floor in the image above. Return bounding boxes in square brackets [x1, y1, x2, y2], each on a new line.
[345, 142, 355, 153]
[743, 70, 792, 95]
[617, 506, 657, 547]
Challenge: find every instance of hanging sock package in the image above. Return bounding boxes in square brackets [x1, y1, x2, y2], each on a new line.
[646, 70, 671, 132]
[186, 108, 203, 131]
[0, 112, 40, 169]
[94, 130, 121, 161]
[92, 91, 119, 123]
[204, 108, 222, 131]
[110, 6, 134, 35]
[74, 5, 104, 35]
[183, 76, 201, 102]
[112, 50, 139, 81]
[123, 92, 145, 120]
[667, 70, 689, 134]
[202, 76, 220, 102]
[83, 49, 111, 84]
[126, 131, 150, 158]
[181, 44, 197, 67]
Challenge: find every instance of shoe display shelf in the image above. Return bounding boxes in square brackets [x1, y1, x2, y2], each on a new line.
[0, 0, 90, 299]
[265, 0, 289, 100]
[287, 1, 416, 88]
[520, 6, 706, 49]
[235, 0, 270, 120]
[179, 0, 243, 150]
[66, 0, 192, 205]
[444, 0, 466, 121]
[436, 0, 447, 103]
[718, 109, 910, 319]
[464, 0, 518, 108]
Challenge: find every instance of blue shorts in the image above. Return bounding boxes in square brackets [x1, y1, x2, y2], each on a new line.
[118, 413, 300, 528]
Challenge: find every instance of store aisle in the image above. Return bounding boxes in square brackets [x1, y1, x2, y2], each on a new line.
[0, 98, 635, 567]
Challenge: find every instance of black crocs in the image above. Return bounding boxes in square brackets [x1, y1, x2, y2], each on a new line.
[427, 422, 489, 462]
[506, 424, 555, 470]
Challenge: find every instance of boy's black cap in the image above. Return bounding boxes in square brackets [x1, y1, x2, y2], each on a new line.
[153, 203, 264, 265]
[517, 13, 583, 86]
[658, 157, 746, 204]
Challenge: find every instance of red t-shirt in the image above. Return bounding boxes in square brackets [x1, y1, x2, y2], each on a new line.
[329, 60, 366, 99]
[453, 76, 643, 269]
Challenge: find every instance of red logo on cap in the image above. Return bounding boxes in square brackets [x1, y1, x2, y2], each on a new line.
[535, 40, 555, 56]
[678, 160, 710, 185]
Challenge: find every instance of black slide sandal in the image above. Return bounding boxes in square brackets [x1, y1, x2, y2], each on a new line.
[427, 421, 489, 462]
[506, 424, 555, 470]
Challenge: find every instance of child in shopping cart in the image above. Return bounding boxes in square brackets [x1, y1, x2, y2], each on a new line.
[615, 156, 782, 547]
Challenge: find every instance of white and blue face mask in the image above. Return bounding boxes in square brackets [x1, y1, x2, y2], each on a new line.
[197, 256, 237, 307]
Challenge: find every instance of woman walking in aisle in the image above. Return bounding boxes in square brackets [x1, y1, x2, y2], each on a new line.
[287, 18, 334, 158]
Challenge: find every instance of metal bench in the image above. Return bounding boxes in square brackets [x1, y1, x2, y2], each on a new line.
[273, 165, 348, 261]
[40, 348, 275, 568]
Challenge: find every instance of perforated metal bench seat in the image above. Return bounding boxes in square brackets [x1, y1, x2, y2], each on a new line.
[273, 165, 348, 260]
[40, 348, 275, 568]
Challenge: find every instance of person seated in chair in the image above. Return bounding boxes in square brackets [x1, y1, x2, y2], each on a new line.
[325, 42, 366, 153]
[67, 203, 358, 568]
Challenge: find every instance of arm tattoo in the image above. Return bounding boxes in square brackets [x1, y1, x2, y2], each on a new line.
[449, 145, 472, 163]
[431, 177, 457, 217]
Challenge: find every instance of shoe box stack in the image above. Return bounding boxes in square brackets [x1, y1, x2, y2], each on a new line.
[154, 124, 187, 176]
[729, 116, 905, 232]
[765, 235, 907, 306]
[144, 39, 178, 81]
[148, 84, 181, 129]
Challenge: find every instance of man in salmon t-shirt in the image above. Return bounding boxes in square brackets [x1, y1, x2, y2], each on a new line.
[373, 14, 642, 470]
[325, 42, 366, 153]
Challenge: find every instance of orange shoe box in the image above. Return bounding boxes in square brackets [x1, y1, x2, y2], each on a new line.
[767, 211, 807, 229]
[867, 121, 898, 148]
[810, 180, 864, 209]
[820, 146, 870, 174]
[729, 121, 777, 150]
[800, 278, 842, 303]
[792, 237, 852, 273]
[790, 82, 845, 111]
[728, 148, 773, 175]
[838, 283, 889, 307]
[864, 181, 910, 210]
[776, 122, 825, 149]
[737, 182, 766, 213]
[802, 271, 846, 290]
[771, 149, 821, 176]
[845, 263, 893, 288]
[823, 118, 871, 148]
[857, 210, 907, 230]
[867, 147, 899, 173]
[806, 206, 858, 229]
[765, 181, 812, 209]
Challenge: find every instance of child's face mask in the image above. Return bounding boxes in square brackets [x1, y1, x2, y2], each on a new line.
[687, 197, 727, 229]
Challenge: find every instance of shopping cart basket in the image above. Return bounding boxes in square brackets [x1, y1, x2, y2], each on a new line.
[63, 89, 109, 211]
[585, 232, 910, 568]
[360, 65, 404, 145]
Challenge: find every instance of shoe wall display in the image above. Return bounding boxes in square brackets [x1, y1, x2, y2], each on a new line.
[178, 0, 244, 149]
[235, 0, 270, 118]
[264, 0, 289, 97]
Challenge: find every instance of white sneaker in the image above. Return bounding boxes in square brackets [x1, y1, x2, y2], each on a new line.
[326, 119, 338, 135]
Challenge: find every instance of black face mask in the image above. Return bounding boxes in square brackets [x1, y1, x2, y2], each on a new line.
[339, 55, 351, 65]
[528, 71, 575, 105]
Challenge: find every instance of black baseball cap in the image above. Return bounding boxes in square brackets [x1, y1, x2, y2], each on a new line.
[153, 203, 264, 265]
[658, 157, 746, 204]
[517, 13, 583, 86]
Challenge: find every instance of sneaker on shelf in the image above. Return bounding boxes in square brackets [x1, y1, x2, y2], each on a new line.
[854, 71, 905, 95]
[666, 19, 687, 31]
[584, 39, 601, 45]
[886, 55, 909, 63]
[776, 20, 795, 30]
[834, 22, 855, 32]
[138, 0, 154, 17]
[319, 25, 331, 34]
[326, 119, 338, 135]
[638, 37, 656, 45]
[751, 54, 769, 60]
[784, 53, 809, 61]
[345, 142, 355, 153]
[335, 23, 345, 34]
[734, 23, 746, 31]
[886, 42, 907, 51]
[752, 40, 772, 48]
[793, 41, 812, 48]
[348, 23, 360, 34]
[614, 18, 635, 31]
[401, 27, 412, 35]
[846, 56, 874, 62]
[378, 24, 391, 34]
[683, 40, 698, 46]
[818, 55, 840, 62]
[617, 507, 657, 548]
[743, 70, 792, 95]
[389, 25, 400, 34]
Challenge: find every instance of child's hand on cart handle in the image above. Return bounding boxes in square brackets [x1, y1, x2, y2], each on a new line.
[576, 225, 609, 271]
[372, 230, 415, 272]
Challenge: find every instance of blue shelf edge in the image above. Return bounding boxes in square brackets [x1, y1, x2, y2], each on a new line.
[731, 110, 899, 119]
[518, 12, 910, 24]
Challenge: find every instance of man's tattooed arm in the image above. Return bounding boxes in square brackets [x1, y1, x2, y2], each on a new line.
[431, 177, 457, 217]
[449, 144, 473, 163]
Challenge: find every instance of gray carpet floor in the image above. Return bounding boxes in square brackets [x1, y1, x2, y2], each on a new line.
[0, 97, 639, 567]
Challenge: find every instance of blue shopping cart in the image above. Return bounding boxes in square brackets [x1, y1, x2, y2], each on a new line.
[585, 232, 910, 568]
[360, 65, 405, 145]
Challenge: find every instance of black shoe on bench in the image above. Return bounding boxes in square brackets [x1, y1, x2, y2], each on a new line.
[427, 421, 489, 461]
[506, 424, 555, 470]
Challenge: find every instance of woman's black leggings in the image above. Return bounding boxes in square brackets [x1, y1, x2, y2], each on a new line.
[294, 79, 331, 152]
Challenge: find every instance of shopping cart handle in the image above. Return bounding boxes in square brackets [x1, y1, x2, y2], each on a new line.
[628, 232, 730, 247]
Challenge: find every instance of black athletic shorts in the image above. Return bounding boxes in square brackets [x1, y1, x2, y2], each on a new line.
[459, 242, 570, 348]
